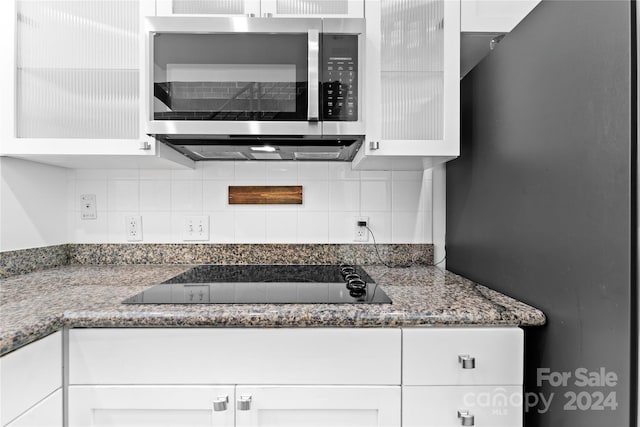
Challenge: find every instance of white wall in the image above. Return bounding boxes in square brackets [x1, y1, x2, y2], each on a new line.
[0, 157, 68, 251]
[67, 162, 434, 244]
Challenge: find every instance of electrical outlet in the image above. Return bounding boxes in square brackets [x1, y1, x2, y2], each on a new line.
[80, 194, 97, 220]
[183, 215, 210, 241]
[354, 216, 369, 242]
[126, 216, 143, 241]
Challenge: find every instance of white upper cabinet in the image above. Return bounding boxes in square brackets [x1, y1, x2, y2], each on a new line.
[353, 0, 460, 170]
[156, 0, 364, 17]
[461, 0, 541, 33]
[1, 0, 192, 169]
[156, 0, 261, 16]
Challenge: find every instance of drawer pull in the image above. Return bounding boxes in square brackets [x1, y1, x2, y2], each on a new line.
[458, 354, 476, 369]
[213, 396, 228, 412]
[457, 410, 475, 426]
[237, 395, 252, 411]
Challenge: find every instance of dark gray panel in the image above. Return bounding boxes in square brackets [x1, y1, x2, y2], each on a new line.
[447, 1, 634, 426]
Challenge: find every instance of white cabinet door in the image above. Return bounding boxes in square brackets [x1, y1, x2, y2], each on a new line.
[403, 327, 524, 386]
[156, 0, 260, 16]
[68, 385, 235, 427]
[2, 0, 192, 168]
[261, 0, 363, 18]
[236, 386, 400, 427]
[0, 332, 62, 426]
[403, 386, 523, 427]
[355, 0, 460, 170]
[5, 390, 63, 427]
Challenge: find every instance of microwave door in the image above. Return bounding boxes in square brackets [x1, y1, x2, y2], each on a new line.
[307, 29, 320, 122]
[145, 17, 323, 137]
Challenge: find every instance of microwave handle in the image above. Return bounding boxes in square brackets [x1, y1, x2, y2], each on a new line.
[307, 29, 320, 121]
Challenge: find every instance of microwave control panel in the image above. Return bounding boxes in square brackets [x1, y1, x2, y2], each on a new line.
[322, 34, 358, 121]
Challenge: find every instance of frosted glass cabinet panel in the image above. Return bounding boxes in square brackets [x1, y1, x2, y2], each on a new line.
[356, 0, 459, 170]
[261, 0, 363, 17]
[15, 0, 141, 139]
[156, 0, 260, 16]
[381, 0, 444, 140]
[157, 0, 363, 17]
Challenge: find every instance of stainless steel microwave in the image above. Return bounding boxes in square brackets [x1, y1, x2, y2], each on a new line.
[144, 17, 365, 160]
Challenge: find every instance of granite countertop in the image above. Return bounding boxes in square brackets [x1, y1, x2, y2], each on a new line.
[0, 264, 546, 356]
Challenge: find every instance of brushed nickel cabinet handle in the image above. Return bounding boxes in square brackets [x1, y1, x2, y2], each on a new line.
[457, 410, 475, 426]
[213, 396, 228, 412]
[458, 354, 476, 369]
[237, 395, 252, 411]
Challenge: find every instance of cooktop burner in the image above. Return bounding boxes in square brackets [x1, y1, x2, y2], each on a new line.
[123, 264, 392, 304]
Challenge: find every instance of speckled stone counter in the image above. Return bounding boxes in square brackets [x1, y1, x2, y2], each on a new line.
[0, 264, 546, 356]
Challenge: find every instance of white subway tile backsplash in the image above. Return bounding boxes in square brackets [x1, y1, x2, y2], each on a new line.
[201, 161, 235, 180]
[234, 211, 267, 243]
[171, 181, 203, 212]
[140, 180, 171, 212]
[75, 180, 108, 211]
[74, 214, 109, 243]
[360, 170, 392, 181]
[203, 181, 230, 211]
[140, 213, 172, 243]
[75, 169, 108, 180]
[329, 180, 360, 212]
[108, 180, 139, 212]
[235, 162, 267, 182]
[329, 211, 359, 244]
[392, 170, 424, 181]
[107, 169, 139, 180]
[266, 161, 297, 182]
[171, 167, 203, 181]
[298, 162, 329, 181]
[208, 211, 235, 243]
[67, 161, 433, 244]
[328, 162, 360, 180]
[392, 179, 424, 212]
[139, 169, 172, 180]
[361, 180, 392, 211]
[299, 180, 329, 211]
[392, 211, 425, 243]
[298, 211, 329, 243]
[364, 211, 392, 243]
[266, 211, 298, 243]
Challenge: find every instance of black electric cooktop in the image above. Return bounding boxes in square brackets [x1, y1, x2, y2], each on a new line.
[123, 264, 391, 304]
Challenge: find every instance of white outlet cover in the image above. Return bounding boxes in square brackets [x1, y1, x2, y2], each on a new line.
[80, 194, 97, 220]
[183, 215, 210, 241]
[354, 216, 369, 242]
[126, 215, 143, 242]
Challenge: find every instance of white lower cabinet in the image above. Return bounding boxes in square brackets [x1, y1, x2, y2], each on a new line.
[5, 390, 63, 427]
[235, 386, 400, 427]
[66, 327, 524, 427]
[0, 332, 62, 427]
[68, 385, 399, 427]
[69, 386, 235, 427]
[403, 386, 522, 427]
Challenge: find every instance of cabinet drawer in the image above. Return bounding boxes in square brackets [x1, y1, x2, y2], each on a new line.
[403, 385, 522, 427]
[69, 328, 401, 385]
[69, 385, 234, 427]
[403, 328, 523, 385]
[1, 332, 62, 426]
[5, 390, 62, 427]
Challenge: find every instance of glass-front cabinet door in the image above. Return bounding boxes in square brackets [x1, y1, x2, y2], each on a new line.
[355, 0, 460, 170]
[156, 0, 261, 16]
[156, 0, 363, 18]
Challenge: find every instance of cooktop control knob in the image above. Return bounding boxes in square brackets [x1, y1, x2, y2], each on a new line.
[346, 278, 366, 291]
[344, 272, 360, 280]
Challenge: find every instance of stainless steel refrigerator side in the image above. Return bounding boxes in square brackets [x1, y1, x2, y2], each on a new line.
[447, 1, 636, 426]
